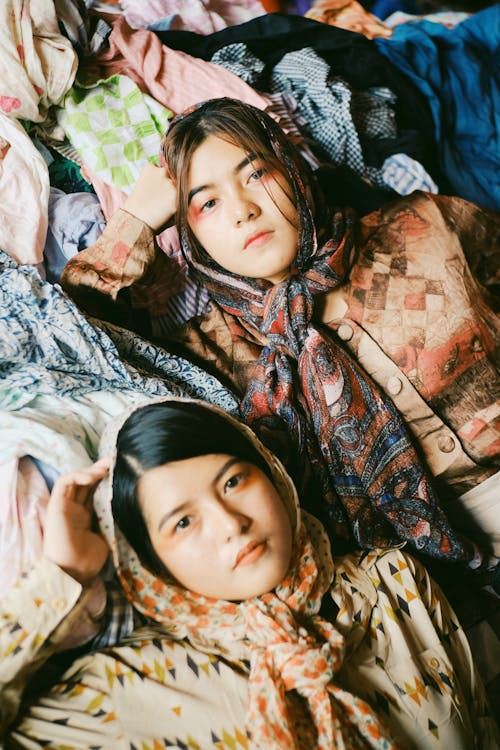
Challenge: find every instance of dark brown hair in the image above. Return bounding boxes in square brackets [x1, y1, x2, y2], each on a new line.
[161, 97, 318, 262]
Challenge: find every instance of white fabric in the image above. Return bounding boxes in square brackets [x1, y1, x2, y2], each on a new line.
[0, 0, 77, 122]
[0, 113, 49, 264]
[459, 471, 500, 556]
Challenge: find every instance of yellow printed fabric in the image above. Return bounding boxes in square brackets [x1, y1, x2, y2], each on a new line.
[1, 552, 498, 748]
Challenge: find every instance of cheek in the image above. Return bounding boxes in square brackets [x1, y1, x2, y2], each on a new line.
[265, 177, 298, 221]
[187, 210, 220, 253]
[155, 540, 193, 586]
[159, 534, 213, 574]
[188, 204, 209, 226]
[268, 194, 299, 233]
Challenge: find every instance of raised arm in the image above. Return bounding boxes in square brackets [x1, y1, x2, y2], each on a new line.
[121, 162, 177, 233]
[61, 164, 179, 333]
[42, 459, 111, 585]
[0, 461, 110, 734]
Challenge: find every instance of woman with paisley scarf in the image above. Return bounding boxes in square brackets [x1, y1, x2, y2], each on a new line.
[61, 97, 499, 583]
[1, 397, 497, 747]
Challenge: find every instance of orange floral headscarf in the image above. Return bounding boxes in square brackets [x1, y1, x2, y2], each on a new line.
[95, 397, 397, 749]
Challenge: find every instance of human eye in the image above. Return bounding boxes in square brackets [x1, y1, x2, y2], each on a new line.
[200, 197, 217, 213]
[174, 515, 192, 533]
[248, 166, 267, 183]
[223, 470, 248, 493]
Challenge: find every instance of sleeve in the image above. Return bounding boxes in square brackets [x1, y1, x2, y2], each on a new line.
[60, 209, 178, 336]
[0, 558, 87, 733]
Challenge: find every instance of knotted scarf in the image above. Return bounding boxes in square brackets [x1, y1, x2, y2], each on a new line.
[173, 100, 477, 567]
[95, 396, 397, 750]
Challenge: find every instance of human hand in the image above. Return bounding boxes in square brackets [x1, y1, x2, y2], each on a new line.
[43, 459, 111, 586]
[122, 162, 177, 232]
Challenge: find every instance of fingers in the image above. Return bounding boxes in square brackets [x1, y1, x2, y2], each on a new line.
[51, 459, 111, 508]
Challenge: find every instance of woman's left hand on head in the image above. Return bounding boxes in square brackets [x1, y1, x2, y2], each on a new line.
[43, 458, 111, 586]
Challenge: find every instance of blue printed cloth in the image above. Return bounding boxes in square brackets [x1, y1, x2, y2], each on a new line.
[0, 249, 238, 414]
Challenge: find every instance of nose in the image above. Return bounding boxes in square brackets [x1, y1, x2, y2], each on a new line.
[211, 499, 250, 540]
[235, 203, 256, 226]
[230, 189, 259, 226]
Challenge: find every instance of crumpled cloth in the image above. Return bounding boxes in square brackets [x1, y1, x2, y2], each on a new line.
[0, 0, 77, 122]
[0, 113, 49, 264]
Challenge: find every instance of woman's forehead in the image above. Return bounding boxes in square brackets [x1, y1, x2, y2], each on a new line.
[187, 134, 285, 187]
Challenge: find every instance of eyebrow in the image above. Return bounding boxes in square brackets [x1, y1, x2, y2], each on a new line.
[187, 152, 261, 205]
[156, 456, 241, 532]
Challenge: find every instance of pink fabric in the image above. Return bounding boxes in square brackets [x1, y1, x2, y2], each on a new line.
[81, 165, 126, 221]
[85, 14, 270, 115]
[0, 457, 49, 596]
[120, 0, 265, 34]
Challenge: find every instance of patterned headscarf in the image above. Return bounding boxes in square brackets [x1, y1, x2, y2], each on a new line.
[169, 98, 475, 567]
[95, 397, 397, 749]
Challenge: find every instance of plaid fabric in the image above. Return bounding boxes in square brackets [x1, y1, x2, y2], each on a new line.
[211, 43, 434, 194]
[212, 43, 370, 175]
[349, 86, 397, 141]
[381, 152, 439, 195]
[265, 91, 321, 170]
[91, 575, 143, 650]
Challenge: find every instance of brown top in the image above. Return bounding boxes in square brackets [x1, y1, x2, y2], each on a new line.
[61, 192, 500, 505]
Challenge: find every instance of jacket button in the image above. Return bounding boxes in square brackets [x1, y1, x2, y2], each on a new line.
[337, 324, 354, 342]
[428, 656, 440, 669]
[51, 597, 67, 612]
[438, 435, 455, 453]
[387, 376, 403, 395]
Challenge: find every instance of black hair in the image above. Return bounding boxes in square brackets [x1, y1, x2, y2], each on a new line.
[112, 401, 271, 577]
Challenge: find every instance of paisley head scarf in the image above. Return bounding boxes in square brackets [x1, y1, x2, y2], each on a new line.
[162, 97, 478, 568]
[95, 396, 397, 750]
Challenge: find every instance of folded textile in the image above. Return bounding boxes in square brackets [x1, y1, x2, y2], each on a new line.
[375, 5, 500, 209]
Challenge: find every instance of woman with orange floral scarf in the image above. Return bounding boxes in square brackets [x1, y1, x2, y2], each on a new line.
[1, 397, 497, 748]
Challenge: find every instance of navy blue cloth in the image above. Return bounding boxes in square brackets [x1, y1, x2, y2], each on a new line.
[375, 6, 500, 210]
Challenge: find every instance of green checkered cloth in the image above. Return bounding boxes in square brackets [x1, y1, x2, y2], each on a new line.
[57, 74, 172, 192]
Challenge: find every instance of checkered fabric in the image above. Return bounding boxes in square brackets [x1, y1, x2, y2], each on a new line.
[381, 152, 439, 195]
[57, 74, 172, 192]
[211, 43, 438, 194]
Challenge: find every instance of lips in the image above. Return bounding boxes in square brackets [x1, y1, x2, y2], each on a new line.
[234, 540, 266, 568]
[243, 230, 273, 250]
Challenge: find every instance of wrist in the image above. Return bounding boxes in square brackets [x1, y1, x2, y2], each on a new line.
[42, 554, 103, 588]
[121, 197, 175, 233]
